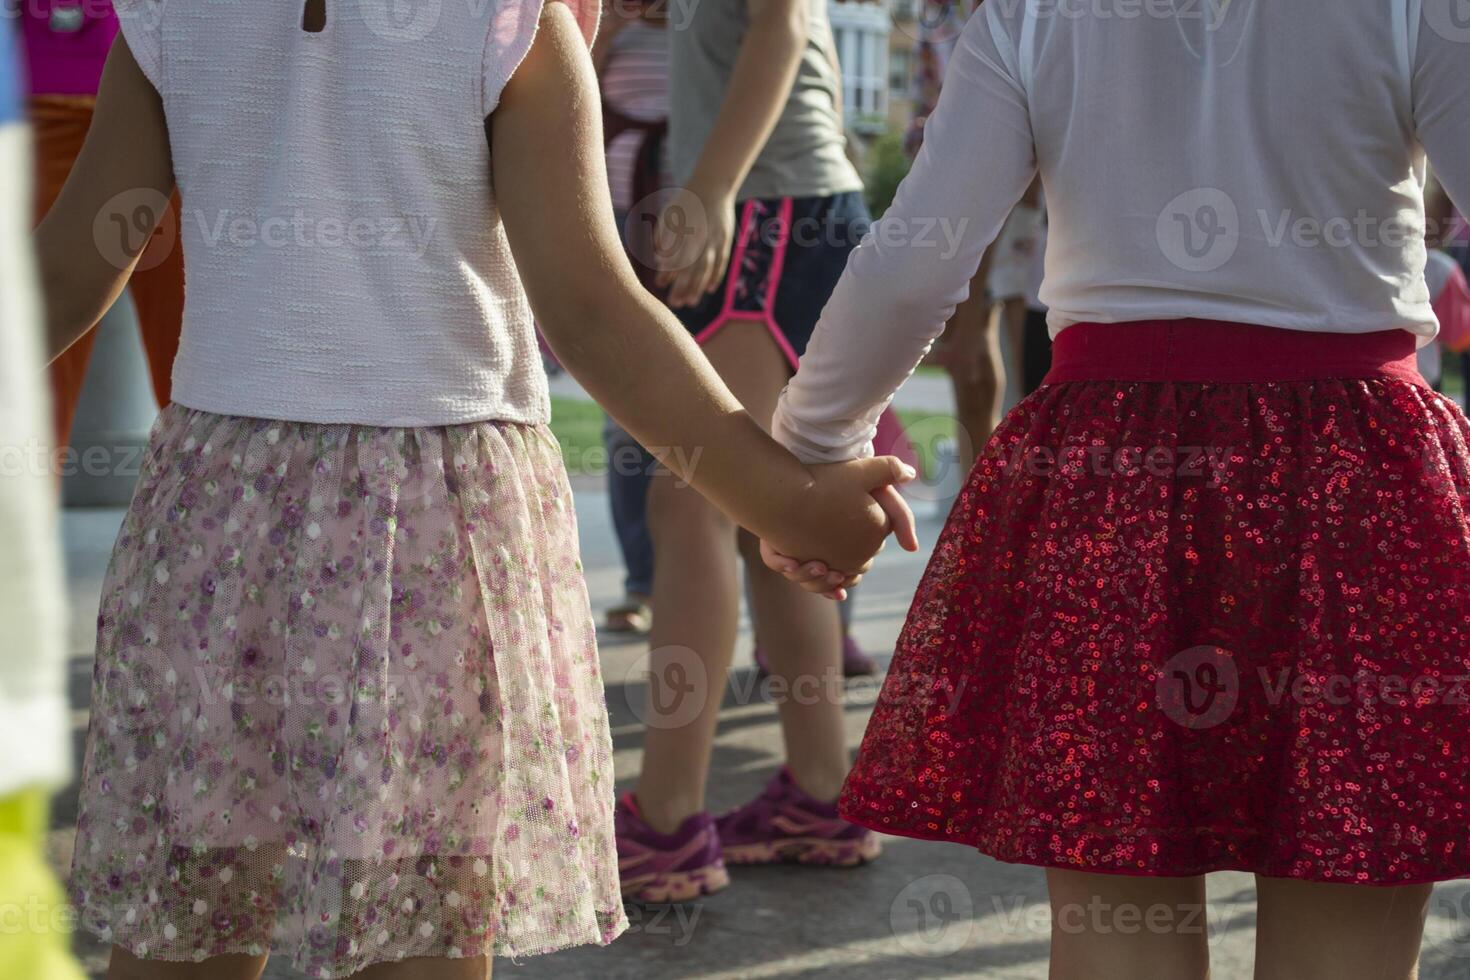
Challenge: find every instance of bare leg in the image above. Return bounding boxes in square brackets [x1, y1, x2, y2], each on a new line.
[635, 320, 824, 830]
[352, 956, 492, 979]
[1046, 869, 1211, 980]
[721, 325, 850, 801]
[108, 948, 268, 980]
[945, 284, 1002, 477]
[1254, 876, 1430, 980]
[634, 451, 741, 832]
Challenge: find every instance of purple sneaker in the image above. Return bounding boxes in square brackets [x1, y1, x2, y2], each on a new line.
[616, 793, 730, 902]
[752, 634, 878, 679]
[716, 767, 882, 867]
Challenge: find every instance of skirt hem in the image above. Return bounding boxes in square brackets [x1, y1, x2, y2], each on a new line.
[841, 812, 1470, 886]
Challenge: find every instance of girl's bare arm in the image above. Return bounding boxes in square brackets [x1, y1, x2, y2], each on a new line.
[493, 3, 913, 574]
[35, 37, 175, 361]
[655, 0, 811, 306]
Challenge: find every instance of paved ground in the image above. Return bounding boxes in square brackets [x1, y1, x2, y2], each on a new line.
[48, 413, 1470, 979]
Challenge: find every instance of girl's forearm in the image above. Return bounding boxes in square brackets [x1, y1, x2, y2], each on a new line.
[685, 0, 809, 199]
[547, 285, 814, 539]
[494, 3, 811, 540]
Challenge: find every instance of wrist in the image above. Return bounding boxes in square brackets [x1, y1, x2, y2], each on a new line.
[685, 170, 738, 211]
[736, 443, 817, 541]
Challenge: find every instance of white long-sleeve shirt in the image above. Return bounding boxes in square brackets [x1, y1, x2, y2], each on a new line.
[775, 0, 1470, 463]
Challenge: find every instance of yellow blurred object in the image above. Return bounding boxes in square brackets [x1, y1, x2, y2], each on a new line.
[0, 788, 87, 980]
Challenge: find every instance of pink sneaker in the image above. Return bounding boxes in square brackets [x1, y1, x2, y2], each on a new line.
[615, 793, 731, 902]
[715, 767, 882, 867]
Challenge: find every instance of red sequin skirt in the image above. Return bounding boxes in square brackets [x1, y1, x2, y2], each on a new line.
[841, 320, 1470, 884]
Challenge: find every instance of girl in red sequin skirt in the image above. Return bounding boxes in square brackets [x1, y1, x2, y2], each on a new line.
[763, 3, 1470, 977]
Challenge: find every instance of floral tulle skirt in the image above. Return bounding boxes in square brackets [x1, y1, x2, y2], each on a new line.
[70, 406, 627, 977]
[841, 321, 1470, 885]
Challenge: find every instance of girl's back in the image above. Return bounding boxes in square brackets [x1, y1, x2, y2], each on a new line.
[1021, 0, 1446, 334]
[116, 0, 594, 425]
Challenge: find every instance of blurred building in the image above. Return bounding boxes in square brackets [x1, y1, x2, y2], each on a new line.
[830, 0, 913, 164]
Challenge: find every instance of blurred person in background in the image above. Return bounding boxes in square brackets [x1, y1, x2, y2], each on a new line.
[616, 0, 886, 903]
[593, 0, 670, 636]
[1428, 173, 1470, 399]
[909, 0, 1042, 475]
[20, 0, 183, 447]
[0, 18, 86, 980]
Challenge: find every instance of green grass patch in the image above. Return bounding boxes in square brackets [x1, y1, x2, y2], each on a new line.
[550, 396, 606, 475]
[553, 396, 958, 480]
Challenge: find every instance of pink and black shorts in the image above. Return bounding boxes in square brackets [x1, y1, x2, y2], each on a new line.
[675, 191, 871, 369]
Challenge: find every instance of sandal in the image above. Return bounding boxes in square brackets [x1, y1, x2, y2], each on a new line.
[604, 594, 652, 634]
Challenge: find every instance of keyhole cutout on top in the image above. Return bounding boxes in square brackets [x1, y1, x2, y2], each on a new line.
[302, 0, 327, 33]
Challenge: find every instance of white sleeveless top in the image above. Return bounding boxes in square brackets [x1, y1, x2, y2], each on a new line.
[114, 0, 597, 426]
[776, 0, 1470, 463]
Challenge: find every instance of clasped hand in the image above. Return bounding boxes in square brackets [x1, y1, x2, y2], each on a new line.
[759, 457, 920, 600]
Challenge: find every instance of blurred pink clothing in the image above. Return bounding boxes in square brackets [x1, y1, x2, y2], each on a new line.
[20, 2, 118, 96]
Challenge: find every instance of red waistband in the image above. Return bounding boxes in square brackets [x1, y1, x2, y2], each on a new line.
[1044, 320, 1426, 386]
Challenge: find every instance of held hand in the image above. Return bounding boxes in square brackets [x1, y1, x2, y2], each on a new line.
[759, 457, 918, 598]
[654, 182, 736, 310]
[761, 482, 920, 599]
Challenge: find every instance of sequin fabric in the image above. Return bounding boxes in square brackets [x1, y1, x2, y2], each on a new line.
[841, 358, 1470, 884]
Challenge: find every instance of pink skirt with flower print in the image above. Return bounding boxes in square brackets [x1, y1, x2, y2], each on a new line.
[70, 406, 627, 977]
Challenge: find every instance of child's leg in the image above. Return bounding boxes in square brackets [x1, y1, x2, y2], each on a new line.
[705, 321, 846, 800]
[1045, 869, 1211, 980]
[634, 349, 747, 832]
[738, 529, 846, 801]
[349, 957, 491, 978]
[108, 947, 268, 980]
[1253, 877, 1430, 980]
[944, 281, 1002, 478]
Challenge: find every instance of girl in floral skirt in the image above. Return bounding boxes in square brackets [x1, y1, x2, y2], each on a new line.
[769, 2, 1470, 978]
[33, 0, 915, 976]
